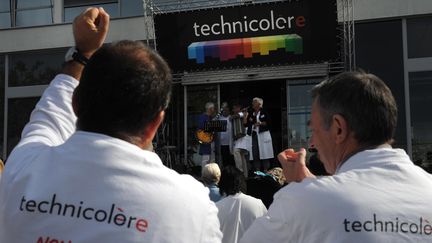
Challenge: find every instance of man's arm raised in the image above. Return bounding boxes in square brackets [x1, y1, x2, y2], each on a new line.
[11, 8, 109, 152]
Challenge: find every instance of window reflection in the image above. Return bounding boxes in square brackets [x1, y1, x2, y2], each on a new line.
[409, 71, 432, 172]
[407, 16, 432, 58]
[16, 8, 52, 27]
[17, 0, 52, 9]
[0, 55, 4, 158]
[10, 0, 54, 27]
[0, 0, 10, 29]
[64, 0, 146, 21]
[7, 97, 40, 156]
[0, 0, 10, 11]
[287, 84, 314, 150]
[64, 3, 118, 22]
[120, 0, 143, 17]
[0, 13, 10, 28]
[8, 48, 66, 87]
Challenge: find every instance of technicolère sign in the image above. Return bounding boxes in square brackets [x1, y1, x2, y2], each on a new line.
[154, 0, 338, 72]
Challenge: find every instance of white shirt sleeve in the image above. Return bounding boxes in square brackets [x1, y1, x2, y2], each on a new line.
[200, 201, 223, 243]
[14, 74, 78, 149]
[240, 194, 295, 243]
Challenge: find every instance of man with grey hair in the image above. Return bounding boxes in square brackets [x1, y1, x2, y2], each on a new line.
[241, 71, 432, 242]
[247, 97, 274, 172]
[198, 102, 216, 168]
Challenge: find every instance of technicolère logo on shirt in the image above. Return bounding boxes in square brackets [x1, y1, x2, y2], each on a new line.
[343, 214, 432, 235]
[19, 194, 149, 233]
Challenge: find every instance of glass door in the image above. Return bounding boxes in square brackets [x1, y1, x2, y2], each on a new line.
[286, 79, 321, 150]
[409, 71, 432, 172]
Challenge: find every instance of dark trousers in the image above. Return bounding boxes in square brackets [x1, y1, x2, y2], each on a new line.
[221, 145, 235, 167]
[252, 131, 270, 171]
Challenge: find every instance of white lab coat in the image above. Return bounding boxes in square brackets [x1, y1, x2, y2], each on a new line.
[250, 111, 274, 160]
[241, 148, 432, 243]
[216, 193, 267, 243]
[255, 130, 274, 160]
[233, 112, 251, 154]
[0, 74, 222, 243]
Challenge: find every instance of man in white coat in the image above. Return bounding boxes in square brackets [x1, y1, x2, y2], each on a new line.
[232, 104, 252, 178]
[247, 97, 274, 172]
[0, 8, 222, 243]
[241, 71, 432, 242]
[216, 166, 267, 243]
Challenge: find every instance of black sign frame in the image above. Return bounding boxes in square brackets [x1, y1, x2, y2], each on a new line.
[154, 0, 339, 73]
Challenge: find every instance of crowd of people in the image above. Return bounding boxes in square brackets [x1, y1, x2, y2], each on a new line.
[1, 7, 432, 243]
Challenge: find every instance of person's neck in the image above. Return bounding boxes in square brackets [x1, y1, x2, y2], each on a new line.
[335, 142, 391, 173]
[116, 132, 153, 151]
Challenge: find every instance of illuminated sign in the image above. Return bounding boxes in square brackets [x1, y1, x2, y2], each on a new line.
[154, 0, 338, 72]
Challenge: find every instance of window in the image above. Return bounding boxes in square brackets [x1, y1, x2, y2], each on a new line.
[8, 48, 66, 87]
[287, 83, 314, 150]
[64, 0, 144, 22]
[0, 55, 4, 158]
[0, 12, 10, 28]
[16, 0, 51, 9]
[7, 97, 39, 155]
[120, 0, 143, 17]
[64, 0, 118, 22]
[15, 0, 53, 27]
[16, 8, 52, 27]
[407, 16, 432, 58]
[355, 20, 407, 150]
[409, 71, 432, 172]
[0, 0, 10, 28]
[0, 0, 53, 27]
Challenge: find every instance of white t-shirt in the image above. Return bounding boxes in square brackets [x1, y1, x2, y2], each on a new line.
[240, 148, 432, 243]
[0, 74, 222, 243]
[216, 192, 267, 243]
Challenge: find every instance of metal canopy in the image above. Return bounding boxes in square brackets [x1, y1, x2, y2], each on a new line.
[179, 63, 336, 85]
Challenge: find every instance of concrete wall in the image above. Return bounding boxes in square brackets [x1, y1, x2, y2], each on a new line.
[0, 16, 153, 53]
[352, 0, 432, 21]
[2, 0, 432, 53]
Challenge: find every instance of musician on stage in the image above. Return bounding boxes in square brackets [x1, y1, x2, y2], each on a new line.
[198, 102, 216, 168]
[232, 104, 252, 178]
[218, 102, 235, 167]
[247, 97, 274, 172]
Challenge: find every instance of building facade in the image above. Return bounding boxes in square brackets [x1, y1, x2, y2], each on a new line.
[0, 0, 431, 172]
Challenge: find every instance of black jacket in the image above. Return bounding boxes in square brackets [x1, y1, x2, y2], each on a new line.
[246, 108, 270, 135]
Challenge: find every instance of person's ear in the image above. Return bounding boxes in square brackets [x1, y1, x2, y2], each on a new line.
[141, 111, 165, 150]
[332, 114, 349, 144]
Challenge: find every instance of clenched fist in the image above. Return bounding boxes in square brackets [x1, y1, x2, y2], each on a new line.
[278, 148, 315, 183]
[73, 7, 110, 58]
